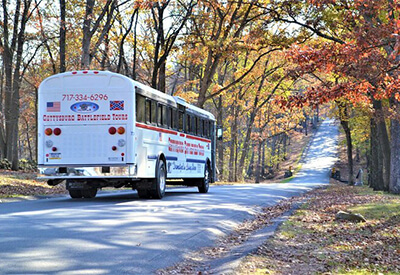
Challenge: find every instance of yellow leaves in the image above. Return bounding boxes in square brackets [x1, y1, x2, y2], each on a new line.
[173, 90, 198, 104]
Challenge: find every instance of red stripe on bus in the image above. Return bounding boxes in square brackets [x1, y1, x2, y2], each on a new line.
[135, 123, 178, 135]
[180, 133, 185, 137]
[186, 134, 211, 143]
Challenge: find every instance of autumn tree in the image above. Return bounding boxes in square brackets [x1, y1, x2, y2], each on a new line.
[189, 0, 278, 108]
[148, 0, 195, 92]
[81, 0, 117, 69]
[271, 0, 400, 192]
[0, 0, 36, 170]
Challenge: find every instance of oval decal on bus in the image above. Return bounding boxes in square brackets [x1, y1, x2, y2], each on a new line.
[70, 102, 99, 113]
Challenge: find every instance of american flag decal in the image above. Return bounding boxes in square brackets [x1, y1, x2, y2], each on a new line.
[47, 102, 61, 112]
[110, 100, 124, 111]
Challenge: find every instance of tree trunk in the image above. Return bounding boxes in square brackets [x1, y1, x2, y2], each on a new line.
[261, 141, 265, 177]
[372, 99, 391, 191]
[1, 0, 31, 170]
[282, 133, 288, 160]
[340, 119, 354, 185]
[117, 8, 137, 75]
[0, 61, 6, 158]
[197, 51, 221, 107]
[228, 106, 237, 182]
[132, 9, 139, 80]
[369, 118, 384, 190]
[81, 0, 114, 69]
[24, 118, 33, 160]
[36, 0, 56, 74]
[101, 34, 110, 71]
[247, 149, 254, 178]
[81, 0, 94, 69]
[158, 61, 166, 93]
[336, 100, 354, 185]
[255, 140, 262, 183]
[390, 102, 400, 193]
[60, 0, 66, 72]
[304, 116, 308, 136]
[217, 96, 224, 179]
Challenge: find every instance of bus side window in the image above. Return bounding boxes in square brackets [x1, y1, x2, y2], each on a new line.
[136, 94, 145, 123]
[191, 116, 196, 135]
[171, 108, 177, 130]
[199, 118, 204, 137]
[163, 106, 169, 128]
[157, 104, 163, 126]
[178, 111, 184, 132]
[145, 99, 151, 124]
[185, 114, 190, 134]
[151, 100, 157, 124]
[195, 117, 198, 135]
[185, 115, 192, 134]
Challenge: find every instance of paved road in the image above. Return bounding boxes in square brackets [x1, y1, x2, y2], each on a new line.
[0, 119, 338, 274]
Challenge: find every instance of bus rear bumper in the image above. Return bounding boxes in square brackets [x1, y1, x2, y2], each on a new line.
[37, 164, 138, 180]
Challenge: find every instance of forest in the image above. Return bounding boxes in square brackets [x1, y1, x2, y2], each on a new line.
[1, 0, 399, 194]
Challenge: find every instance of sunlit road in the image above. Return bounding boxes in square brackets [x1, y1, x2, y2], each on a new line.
[0, 119, 338, 274]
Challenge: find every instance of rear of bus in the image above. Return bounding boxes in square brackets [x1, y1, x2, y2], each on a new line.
[37, 71, 136, 197]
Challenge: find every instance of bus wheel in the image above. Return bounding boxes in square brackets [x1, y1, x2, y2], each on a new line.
[198, 164, 211, 193]
[82, 188, 97, 198]
[150, 160, 166, 199]
[69, 189, 83, 199]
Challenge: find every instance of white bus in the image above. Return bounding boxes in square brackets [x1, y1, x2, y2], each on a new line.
[38, 70, 218, 199]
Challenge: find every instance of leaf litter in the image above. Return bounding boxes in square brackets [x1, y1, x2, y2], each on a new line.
[0, 170, 66, 198]
[238, 183, 400, 275]
[158, 183, 400, 274]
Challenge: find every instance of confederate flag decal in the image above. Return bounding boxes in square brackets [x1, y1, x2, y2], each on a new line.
[110, 100, 124, 111]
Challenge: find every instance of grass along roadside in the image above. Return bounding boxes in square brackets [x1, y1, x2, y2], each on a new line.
[238, 183, 400, 274]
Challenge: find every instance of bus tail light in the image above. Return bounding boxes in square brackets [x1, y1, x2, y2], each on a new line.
[109, 127, 117, 135]
[54, 128, 62, 136]
[52, 147, 57, 152]
[45, 128, 52, 136]
[112, 146, 117, 151]
[117, 127, 125, 135]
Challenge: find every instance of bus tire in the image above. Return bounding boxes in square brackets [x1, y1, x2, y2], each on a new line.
[69, 189, 83, 199]
[198, 163, 211, 193]
[150, 160, 166, 199]
[82, 188, 97, 198]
